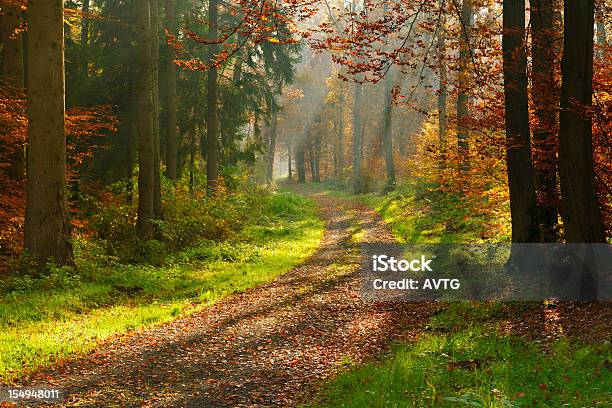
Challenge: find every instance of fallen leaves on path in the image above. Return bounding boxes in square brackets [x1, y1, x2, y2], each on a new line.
[5, 187, 609, 407]
[5, 187, 435, 407]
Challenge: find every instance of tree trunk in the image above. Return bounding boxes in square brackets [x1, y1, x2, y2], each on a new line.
[151, 0, 162, 218]
[503, 0, 541, 243]
[206, 0, 219, 191]
[80, 0, 90, 82]
[352, 82, 363, 194]
[437, 8, 447, 147]
[531, 0, 561, 241]
[165, 0, 178, 180]
[382, 68, 395, 189]
[333, 120, 339, 177]
[1, 3, 26, 180]
[457, 0, 473, 169]
[314, 135, 321, 182]
[24, 0, 74, 266]
[126, 105, 135, 204]
[287, 139, 293, 180]
[266, 112, 278, 183]
[189, 110, 197, 194]
[307, 141, 315, 182]
[559, 0, 606, 243]
[337, 93, 344, 178]
[135, 0, 155, 239]
[297, 142, 306, 183]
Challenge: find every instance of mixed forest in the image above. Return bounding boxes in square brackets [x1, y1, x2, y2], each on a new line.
[0, 0, 611, 406]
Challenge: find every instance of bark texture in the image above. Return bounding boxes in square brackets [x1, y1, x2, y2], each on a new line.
[165, 0, 178, 180]
[437, 9, 447, 147]
[24, 0, 74, 266]
[531, 0, 561, 241]
[503, 0, 540, 243]
[151, 0, 162, 218]
[382, 68, 395, 189]
[296, 142, 306, 184]
[135, 0, 155, 238]
[558, 0, 606, 243]
[206, 0, 219, 191]
[456, 0, 473, 169]
[287, 139, 292, 180]
[266, 112, 278, 183]
[351, 82, 363, 194]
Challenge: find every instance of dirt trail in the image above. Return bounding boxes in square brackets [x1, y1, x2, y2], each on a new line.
[15, 187, 435, 407]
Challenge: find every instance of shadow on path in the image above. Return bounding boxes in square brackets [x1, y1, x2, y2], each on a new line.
[16, 185, 436, 408]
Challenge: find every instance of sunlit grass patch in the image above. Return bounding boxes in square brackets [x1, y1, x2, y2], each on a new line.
[308, 183, 610, 407]
[0, 190, 324, 383]
[309, 320, 612, 408]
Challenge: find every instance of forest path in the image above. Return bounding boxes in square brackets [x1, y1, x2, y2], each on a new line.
[19, 185, 435, 407]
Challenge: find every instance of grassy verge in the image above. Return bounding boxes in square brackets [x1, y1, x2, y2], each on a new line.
[310, 302, 611, 407]
[0, 190, 324, 383]
[311, 181, 507, 243]
[308, 182, 611, 407]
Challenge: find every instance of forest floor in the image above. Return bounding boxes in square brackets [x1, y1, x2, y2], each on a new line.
[6, 185, 438, 407]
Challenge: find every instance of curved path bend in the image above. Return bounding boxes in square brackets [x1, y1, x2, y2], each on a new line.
[14, 186, 434, 407]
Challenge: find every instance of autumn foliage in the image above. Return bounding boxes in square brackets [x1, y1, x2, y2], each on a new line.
[0, 84, 115, 264]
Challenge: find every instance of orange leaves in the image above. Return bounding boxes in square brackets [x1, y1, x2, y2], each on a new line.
[0, 85, 116, 260]
[172, 0, 310, 73]
[593, 43, 612, 236]
[409, 120, 511, 239]
[65, 105, 117, 184]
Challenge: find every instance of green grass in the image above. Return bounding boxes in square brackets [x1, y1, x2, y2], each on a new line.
[308, 182, 610, 407]
[0, 190, 324, 383]
[312, 181, 508, 243]
[309, 319, 611, 407]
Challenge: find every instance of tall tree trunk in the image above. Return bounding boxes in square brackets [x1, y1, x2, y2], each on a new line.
[80, 0, 90, 82]
[352, 82, 363, 194]
[135, 0, 155, 238]
[165, 0, 178, 180]
[559, 0, 605, 243]
[337, 93, 344, 178]
[287, 139, 293, 180]
[503, 0, 540, 243]
[382, 68, 396, 189]
[206, 0, 219, 191]
[307, 141, 315, 182]
[314, 135, 321, 182]
[24, 0, 73, 266]
[266, 112, 278, 183]
[1, 3, 26, 180]
[333, 120, 339, 177]
[457, 0, 473, 170]
[151, 0, 162, 218]
[531, 0, 561, 241]
[189, 109, 197, 194]
[126, 106, 135, 204]
[296, 142, 306, 183]
[437, 9, 447, 147]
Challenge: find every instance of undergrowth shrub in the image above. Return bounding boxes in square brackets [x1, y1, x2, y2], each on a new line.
[157, 183, 269, 250]
[3, 263, 82, 294]
[72, 178, 272, 265]
[180, 241, 262, 263]
[262, 191, 311, 219]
